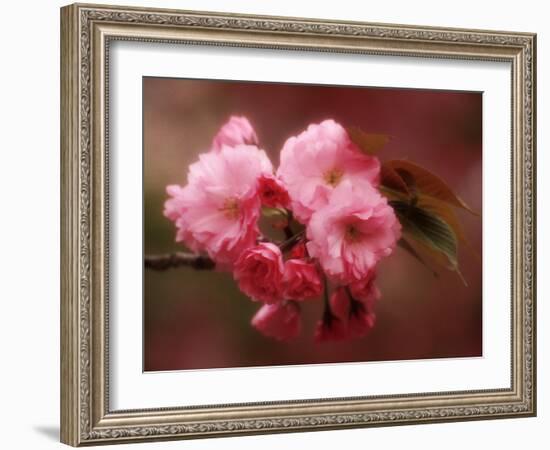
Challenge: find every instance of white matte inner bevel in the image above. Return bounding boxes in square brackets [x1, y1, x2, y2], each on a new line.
[109, 41, 511, 410]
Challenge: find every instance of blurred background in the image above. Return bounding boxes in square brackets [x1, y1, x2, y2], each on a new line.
[143, 77, 482, 372]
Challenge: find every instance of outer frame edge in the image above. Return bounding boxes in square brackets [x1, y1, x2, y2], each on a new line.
[60, 3, 81, 447]
[60, 2, 536, 445]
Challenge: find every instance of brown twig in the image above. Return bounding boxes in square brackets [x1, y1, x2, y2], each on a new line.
[144, 252, 215, 271]
[279, 230, 306, 252]
[145, 230, 304, 271]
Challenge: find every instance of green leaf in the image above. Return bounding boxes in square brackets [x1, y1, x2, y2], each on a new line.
[346, 127, 390, 155]
[382, 162, 478, 258]
[261, 206, 288, 218]
[416, 195, 466, 243]
[385, 160, 477, 215]
[379, 185, 409, 202]
[390, 200, 466, 284]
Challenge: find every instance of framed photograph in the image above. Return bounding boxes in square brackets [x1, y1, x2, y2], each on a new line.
[60, 3, 536, 446]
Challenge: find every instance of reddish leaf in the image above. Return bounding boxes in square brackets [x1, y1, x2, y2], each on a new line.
[385, 160, 477, 215]
[261, 206, 287, 218]
[381, 164, 410, 196]
[346, 127, 390, 154]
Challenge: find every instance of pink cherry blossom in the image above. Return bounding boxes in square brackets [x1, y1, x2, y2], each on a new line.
[283, 259, 323, 301]
[164, 184, 200, 252]
[314, 288, 349, 342]
[347, 273, 380, 337]
[306, 180, 401, 283]
[314, 319, 348, 342]
[211, 116, 259, 152]
[350, 271, 381, 310]
[164, 145, 273, 267]
[234, 243, 285, 303]
[289, 241, 308, 259]
[258, 175, 290, 208]
[277, 119, 381, 222]
[347, 304, 376, 338]
[329, 286, 351, 320]
[315, 286, 377, 342]
[251, 302, 301, 341]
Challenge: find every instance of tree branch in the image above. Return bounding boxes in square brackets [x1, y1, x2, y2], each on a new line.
[144, 252, 215, 271]
[145, 232, 303, 272]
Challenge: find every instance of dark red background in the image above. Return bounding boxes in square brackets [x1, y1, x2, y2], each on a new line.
[143, 77, 482, 371]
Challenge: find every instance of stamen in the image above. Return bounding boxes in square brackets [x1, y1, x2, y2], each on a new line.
[323, 168, 344, 187]
[220, 197, 240, 219]
[345, 225, 362, 243]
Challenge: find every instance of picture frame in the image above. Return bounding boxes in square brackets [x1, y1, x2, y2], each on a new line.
[60, 2, 536, 446]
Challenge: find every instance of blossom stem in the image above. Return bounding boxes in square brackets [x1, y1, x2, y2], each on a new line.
[278, 230, 305, 252]
[321, 276, 333, 323]
[145, 228, 304, 272]
[283, 224, 294, 240]
[144, 252, 215, 271]
[345, 287, 365, 316]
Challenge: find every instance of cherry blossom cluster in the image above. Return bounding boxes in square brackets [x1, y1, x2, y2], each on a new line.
[164, 117, 401, 342]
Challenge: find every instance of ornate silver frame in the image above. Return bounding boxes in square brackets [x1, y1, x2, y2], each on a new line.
[60, 3, 536, 446]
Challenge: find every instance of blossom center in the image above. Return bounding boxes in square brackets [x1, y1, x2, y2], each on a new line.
[323, 168, 344, 187]
[220, 197, 241, 220]
[344, 225, 362, 243]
